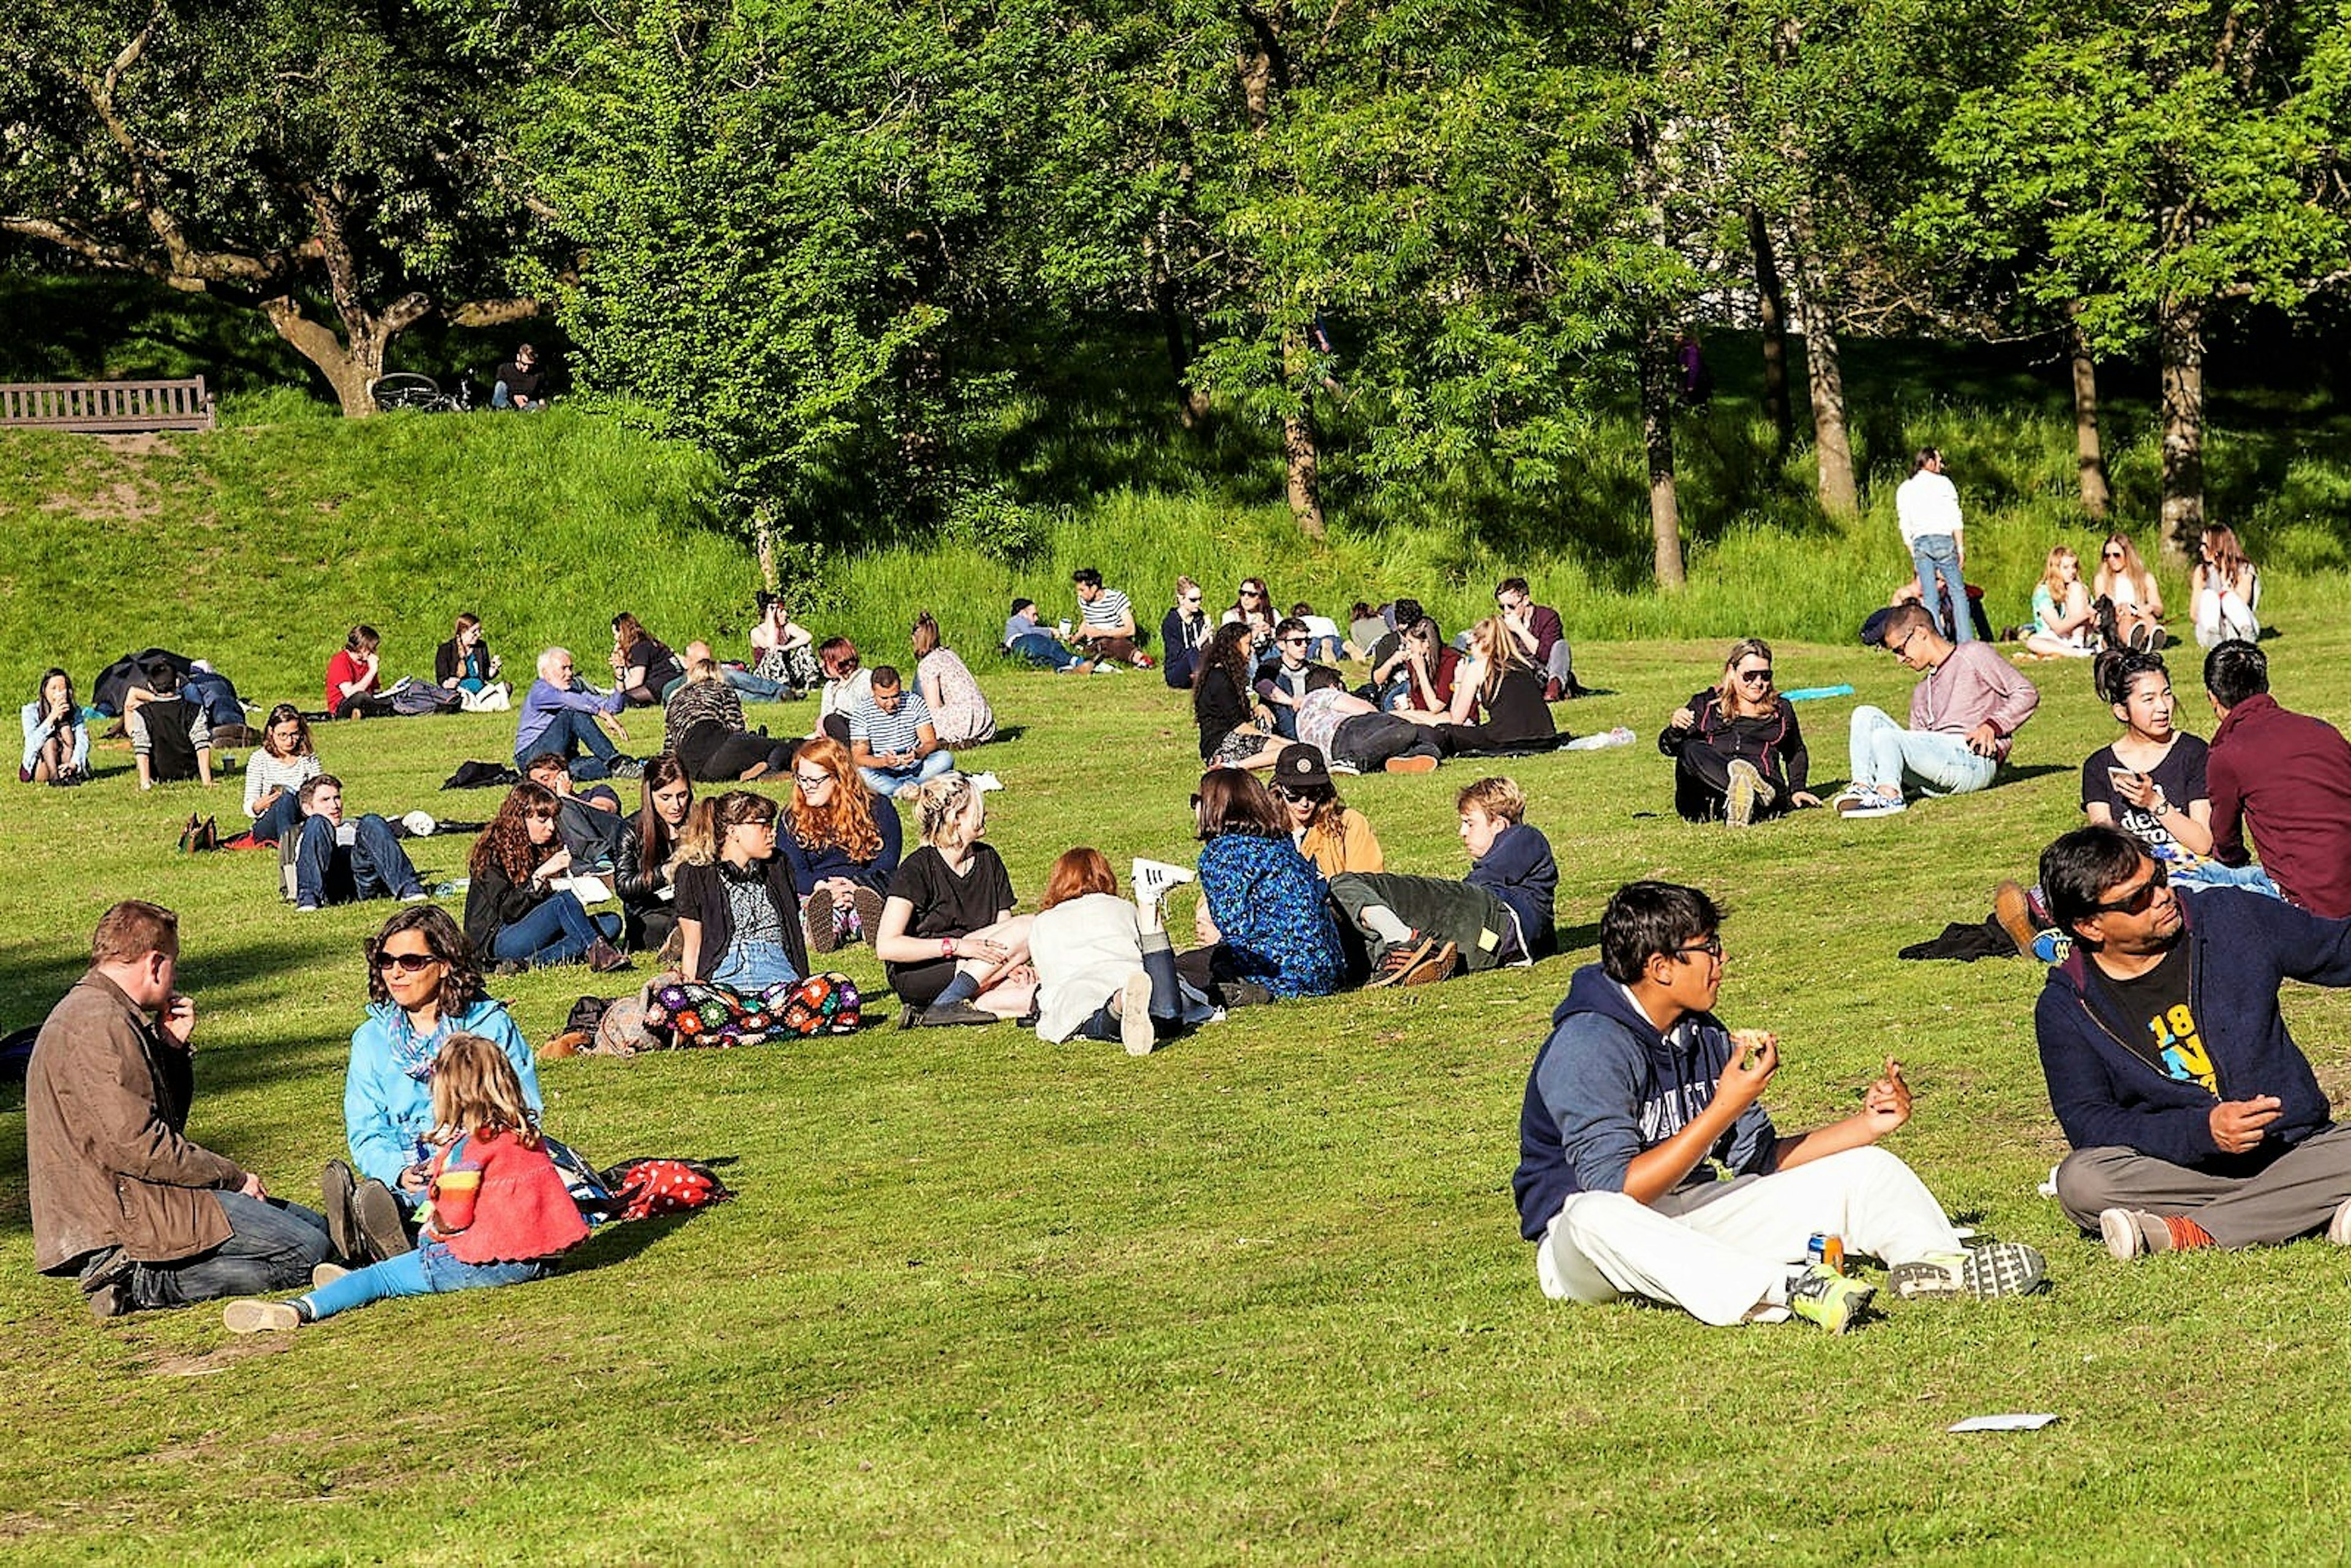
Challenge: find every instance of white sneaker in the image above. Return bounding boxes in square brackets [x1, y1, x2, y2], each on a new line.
[1131, 858, 1196, 910]
[2329, 1195, 2351, 1246]
[402, 811, 436, 836]
[1835, 784, 1906, 817]
[1093, 662, 1124, 674]
[1117, 968, 1157, 1056]
[966, 771, 1004, 794]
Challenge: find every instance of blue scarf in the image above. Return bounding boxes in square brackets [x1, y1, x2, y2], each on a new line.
[388, 1008, 461, 1084]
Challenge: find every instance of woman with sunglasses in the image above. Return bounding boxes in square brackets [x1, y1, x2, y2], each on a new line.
[1160, 576, 1213, 690]
[1270, 745, 1383, 876]
[1222, 577, 1278, 658]
[2091, 533, 2167, 651]
[615, 755, 694, 954]
[779, 735, 902, 952]
[1659, 639, 1819, 826]
[1179, 768, 1345, 1007]
[465, 782, 629, 972]
[343, 906, 540, 1232]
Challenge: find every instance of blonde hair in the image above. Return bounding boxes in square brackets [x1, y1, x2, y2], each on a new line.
[915, 773, 981, 850]
[1455, 775, 1526, 823]
[679, 790, 776, 867]
[2095, 533, 2156, 603]
[1466, 616, 1521, 703]
[428, 1032, 541, 1148]
[2041, 546, 2079, 603]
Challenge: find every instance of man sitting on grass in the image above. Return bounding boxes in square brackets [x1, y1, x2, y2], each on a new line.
[1327, 776, 1555, 986]
[850, 665, 954, 798]
[2202, 640, 2351, 918]
[2033, 825, 2351, 1260]
[1513, 880, 2047, 1333]
[1836, 601, 2038, 817]
[516, 647, 639, 781]
[523, 752, 628, 876]
[291, 776, 430, 912]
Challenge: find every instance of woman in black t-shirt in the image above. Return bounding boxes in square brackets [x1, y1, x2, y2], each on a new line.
[610, 612, 685, 707]
[1439, 617, 1558, 756]
[874, 773, 1036, 1025]
[1192, 621, 1283, 769]
[2080, 651, 2277, 895]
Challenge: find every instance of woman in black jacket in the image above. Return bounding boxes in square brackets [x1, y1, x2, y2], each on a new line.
[464, 782, 628, 970]
[1191, 621, 1282, 769]
[1657, 638, 1820, 827]
[671, 791, 812, 989]
[1160, 575, 1211, 691]
[615, 755, 693, 953]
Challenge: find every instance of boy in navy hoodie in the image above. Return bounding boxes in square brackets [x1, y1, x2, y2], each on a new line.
[1328, 776, 1555, 986]
[2033, 824, 2351, 1259]
[1513, 881, 2046, 1332]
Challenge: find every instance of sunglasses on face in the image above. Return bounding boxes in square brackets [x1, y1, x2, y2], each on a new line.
[1280, 636, 1308, 646]
[374, 951, 441, 973]
[2103, 550, 2124, 561]
[1273, 786, 1312, 802]
[1736, 667, 1773, 684]
[2094, 862, 2169, 915]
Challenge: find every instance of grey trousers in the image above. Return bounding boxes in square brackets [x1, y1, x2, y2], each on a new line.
[2053, 1126, 2351, 1248]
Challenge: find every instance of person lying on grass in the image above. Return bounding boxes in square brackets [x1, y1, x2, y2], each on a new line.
[225, 1032, 589, 1335]
[1836, 601, 2038, 818]
[1512, 880, 2047, 1334]
[1028, 848, 1215, 1056]
[1329, 775, 1556, 988]
[2033, 825, 2351, 1262]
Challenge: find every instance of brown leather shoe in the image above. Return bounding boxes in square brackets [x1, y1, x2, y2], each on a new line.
[585, 937, 632, 974]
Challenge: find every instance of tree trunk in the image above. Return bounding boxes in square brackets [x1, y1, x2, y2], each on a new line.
[1639, 332, 1685, 588]
[2066, 301, 2112, 519]
[1153, 250, 1210, 430]
[1280, 332, 1326, 538]
[2157, 292, 2206, 558]
[1750, 209, 1793, 453]
[261, 296, 384, 415]
[1791, 285, 1857, 518]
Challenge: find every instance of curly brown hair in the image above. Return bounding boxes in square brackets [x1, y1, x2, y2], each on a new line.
[362, 905, 486, 1015]
[470, 781, 563, 884]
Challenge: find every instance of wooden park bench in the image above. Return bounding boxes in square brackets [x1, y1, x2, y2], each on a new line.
[0, 377, 217, 433]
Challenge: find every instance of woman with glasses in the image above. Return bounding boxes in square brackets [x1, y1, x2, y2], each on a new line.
[2023, 547, 2098, 659]
[1179, 768, 1345, 1007]
[910, 610, 996, 746]
[664, 655, 795, 782]
[2091, 533, 2167, 651]
[1161, 576, 1212, 689]
[777, 735, 902, 952]
[615, 756, 694, 954]
[342, 906, 540, 1235]
[1222, 577, 1278, 657]
[1270, 745, 1384, 877]
[1438, 617, 1558, 756]
[875, 773, 1035, 1027]
[672, 791, 811, 992]
[1658, 639, 1819, 826]
[464, 782, 629, 972]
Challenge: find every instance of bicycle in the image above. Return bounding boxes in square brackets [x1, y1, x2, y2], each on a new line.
[367, 372, 479, 413]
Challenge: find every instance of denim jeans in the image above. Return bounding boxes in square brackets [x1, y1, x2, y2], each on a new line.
[294, 812, 423, 907]
[858, 749, 954, 797]
[1908, 533, 1973, 643]
[721, 667, 790, 701]
[130, 1192, 336, 1310]
[490, 890, 620, 967]
[2175, 861, 2284, 898]
[251, 789, 305, 845]
[303, 1237, 545, 1319]
[520, 707, 620, 779]
[1847, 705, 1997, 796]
[1007, 632, 1081, 672]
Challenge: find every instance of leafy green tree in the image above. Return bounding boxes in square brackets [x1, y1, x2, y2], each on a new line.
[0, 0, 560, 412]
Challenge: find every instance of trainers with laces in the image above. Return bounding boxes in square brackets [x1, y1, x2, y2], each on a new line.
[2099, 1207, 2215, 1261]
[1992, 879, 2040, 957]
[1724, 759, 1774, 828]
[1369, 934, 1435, 989]
[1400, 940, 1459, 986]
[1116, 968, 1157, 1056]
[610, 757, 645, 779]
[1787, 1264, 1875, 1333]
[1839, 789, 1907, 818]
[1888, 1242, 2048, 1300]
[223, 1300, 302, 1334]
[1131, 858, 1196, 910]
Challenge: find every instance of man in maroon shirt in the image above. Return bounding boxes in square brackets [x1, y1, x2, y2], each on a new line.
[1494, 576, 1587, 700]
[2205, 642, 2351, 918]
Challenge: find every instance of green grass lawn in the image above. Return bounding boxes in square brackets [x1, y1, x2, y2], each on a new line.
[7, 586, 2351, 1561]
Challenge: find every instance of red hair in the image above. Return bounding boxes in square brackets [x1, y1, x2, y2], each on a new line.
[1040, 847, 1117, 911]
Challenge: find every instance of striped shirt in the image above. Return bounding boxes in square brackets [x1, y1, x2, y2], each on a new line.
[1079, 587, 1133, 630]
[850, 690, 934, 755]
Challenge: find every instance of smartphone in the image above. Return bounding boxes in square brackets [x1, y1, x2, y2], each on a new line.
[2108, 767, 2137, 792]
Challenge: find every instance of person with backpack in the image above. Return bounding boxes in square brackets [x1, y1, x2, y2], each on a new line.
[223, 1031, 588, 1333]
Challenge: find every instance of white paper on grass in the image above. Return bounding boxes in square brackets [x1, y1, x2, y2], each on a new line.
[1946, 1414, 2061, 1433]
[552, 874, 612, 904]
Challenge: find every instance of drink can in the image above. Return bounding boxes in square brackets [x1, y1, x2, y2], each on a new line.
[1807, 1232, 1845, 1275]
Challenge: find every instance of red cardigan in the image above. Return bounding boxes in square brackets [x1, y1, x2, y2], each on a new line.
[426, 1129, 590, 1264]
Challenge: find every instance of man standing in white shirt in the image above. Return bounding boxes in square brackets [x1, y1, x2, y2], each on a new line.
[1895, 447, 1973, 645]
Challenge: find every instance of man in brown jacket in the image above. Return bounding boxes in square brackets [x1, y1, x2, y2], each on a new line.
[28, 900, 332, 1318]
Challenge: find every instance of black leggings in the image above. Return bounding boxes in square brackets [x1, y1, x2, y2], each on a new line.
[1332, 712, 1441, 771]
[678, 722, 793, 782]
[1669, 742, 1789, 823]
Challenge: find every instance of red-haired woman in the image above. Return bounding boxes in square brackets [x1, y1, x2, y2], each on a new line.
[1028, 847, 1211, 1054]
[779, 735, 902, 951]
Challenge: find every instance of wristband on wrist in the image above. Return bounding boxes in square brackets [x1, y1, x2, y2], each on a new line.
[943, 937, 955, 958]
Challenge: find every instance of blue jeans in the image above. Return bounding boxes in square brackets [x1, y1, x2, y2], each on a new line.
[490, 890, 620, 967]
[1908, 533, 1973, 643]
[251, 789, 305, 845]
[712, 936, 801, 990]
[1007, 632, 1081, 671]
[129, 1192, 335, 1310]
[520, 707, 620, 779]
[303, 1237, 545, 1319]
[2175, 861, 2285, 898]
[1075, 939, 1183, 1041]
[1847, 705, 1997, 797]
[721, 667, 790, 701]
[294, 812, 423, 907]
[858, 749, 954, 797]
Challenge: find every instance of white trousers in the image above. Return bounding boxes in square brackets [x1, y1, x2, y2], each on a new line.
[1533, 1146, 1962, 1326]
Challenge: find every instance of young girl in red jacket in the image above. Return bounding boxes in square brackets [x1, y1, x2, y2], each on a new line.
[223, 1033, 588, 1332]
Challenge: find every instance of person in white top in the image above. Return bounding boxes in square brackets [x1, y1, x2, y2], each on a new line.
[1027, 849, 1213, 1054]
[1894, 446, 1972, 644]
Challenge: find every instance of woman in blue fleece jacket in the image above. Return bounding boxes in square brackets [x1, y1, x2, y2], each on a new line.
[2032, 825, 2351, 1258]
[345, 907, 541, 1213]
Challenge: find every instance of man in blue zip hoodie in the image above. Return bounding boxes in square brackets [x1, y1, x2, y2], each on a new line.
[1513, 881, 2046, 1332]
[1330, 775, 1556, 986]
[2034, 825, 2351, 1259]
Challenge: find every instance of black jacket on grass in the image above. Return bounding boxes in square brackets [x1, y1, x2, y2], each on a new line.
[2034, 887, 2351, 1173]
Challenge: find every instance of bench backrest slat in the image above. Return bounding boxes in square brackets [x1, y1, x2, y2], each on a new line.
[0, 377, 216, 432]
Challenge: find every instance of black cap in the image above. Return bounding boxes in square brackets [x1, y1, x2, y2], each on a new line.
[1278, 745, 1333, 792]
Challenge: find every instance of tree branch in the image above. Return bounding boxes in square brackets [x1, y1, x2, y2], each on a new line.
[447, 297, 546, 328]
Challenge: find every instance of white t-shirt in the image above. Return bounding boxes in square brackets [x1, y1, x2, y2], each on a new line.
[1895, 469, 1963, 547]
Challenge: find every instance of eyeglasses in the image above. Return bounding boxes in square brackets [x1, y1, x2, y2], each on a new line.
[1736, 667, 1772, 684]
[2093, 863, 2169, 915]
[731, 817, 778, 832]
[793, 773, 831, 792]
[1673, 936, 1724, 962]
[1886, 629, 1919, 656]
[1182, 596, 1202, 606]
[373, 951, 441, 973]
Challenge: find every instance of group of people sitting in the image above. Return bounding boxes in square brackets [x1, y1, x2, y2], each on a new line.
[2017, 527, 2260, 660]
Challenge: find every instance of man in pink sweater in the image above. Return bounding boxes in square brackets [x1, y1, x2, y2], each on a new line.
[1837, 602, 2039, 817]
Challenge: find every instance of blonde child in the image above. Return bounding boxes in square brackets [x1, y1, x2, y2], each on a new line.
[223, 1034, 587, 1332]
